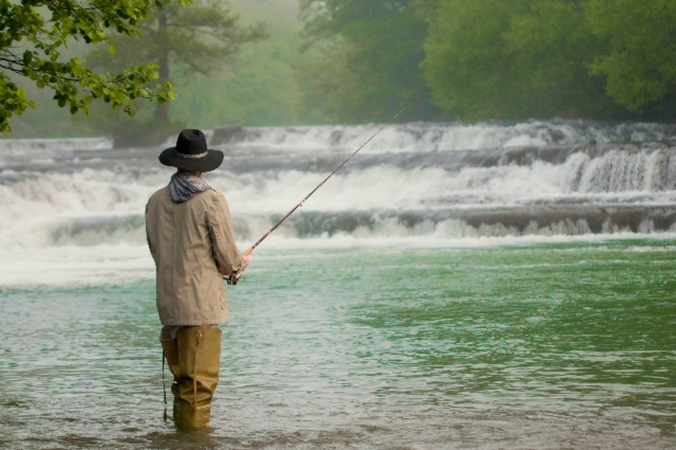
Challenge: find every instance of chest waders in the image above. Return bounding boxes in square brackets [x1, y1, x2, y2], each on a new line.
[161, 326, 222, 428]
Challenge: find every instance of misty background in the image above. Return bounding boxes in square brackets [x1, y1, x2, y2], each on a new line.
[3, 0, 676, 144]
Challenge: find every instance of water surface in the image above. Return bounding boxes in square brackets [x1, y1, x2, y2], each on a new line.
[1, 240, 674, 449]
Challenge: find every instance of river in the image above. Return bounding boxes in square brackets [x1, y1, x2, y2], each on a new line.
[0, 119, 675, 448]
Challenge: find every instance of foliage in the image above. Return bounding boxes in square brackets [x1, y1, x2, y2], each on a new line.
[153, 0, 327, 129]
[4, 0, 322, 139]
[84, 0, 266, 144]
[421, 0, 676, 121]
[7, 0, 676, 138]
[298, 0, 440, 123]
[421, 0, 527, 120]
[502, 0, 614, 118]
[421, 0, 617, 120]
[585, 0, 676, 113]
[0, 0, 182, 136]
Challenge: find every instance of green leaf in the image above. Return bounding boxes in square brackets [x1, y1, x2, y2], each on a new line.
[0, 0, 267, 134]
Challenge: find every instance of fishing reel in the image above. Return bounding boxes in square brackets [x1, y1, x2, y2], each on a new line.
[224, 272, 242, 285]
[223, 251, 250, 285]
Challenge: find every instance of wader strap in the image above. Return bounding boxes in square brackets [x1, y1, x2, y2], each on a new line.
[162, 349, 168, 422]
[193, 330, 203, 406]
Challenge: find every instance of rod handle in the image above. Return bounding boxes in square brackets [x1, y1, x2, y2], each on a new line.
[224, 248, 252, 285]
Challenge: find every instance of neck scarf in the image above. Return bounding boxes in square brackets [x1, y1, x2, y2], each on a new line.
[169, 171, 212, 203]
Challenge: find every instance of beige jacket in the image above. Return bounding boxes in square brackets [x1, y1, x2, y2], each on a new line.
[145, 185, 245, 326]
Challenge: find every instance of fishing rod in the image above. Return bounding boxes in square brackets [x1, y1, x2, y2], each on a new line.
[226, 109, 405, 285]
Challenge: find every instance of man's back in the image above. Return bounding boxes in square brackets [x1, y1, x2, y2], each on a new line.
[146, 185, 243, 326]
[148, 129, 248, 428]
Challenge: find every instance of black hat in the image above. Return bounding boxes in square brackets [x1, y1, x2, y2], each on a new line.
[159, 129, 224, 172]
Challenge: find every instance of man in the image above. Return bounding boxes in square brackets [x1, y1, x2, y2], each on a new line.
[145, 129, 249, 427]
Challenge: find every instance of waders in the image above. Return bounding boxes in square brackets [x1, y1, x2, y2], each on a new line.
[161, 326, 222, 427]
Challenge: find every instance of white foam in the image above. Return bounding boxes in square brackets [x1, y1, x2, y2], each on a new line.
[0, 137, 113, 151]
[2, 232, 674, 288]
[503, 135, 548, 148]
[225, 120, 676, 154]
[2, 151, 675, 252]
[1, 120, 675, 286]
[0, 169, 160, 230]
[0, 244, 154, 287]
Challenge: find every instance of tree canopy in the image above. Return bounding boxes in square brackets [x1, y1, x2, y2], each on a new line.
[301, 0, 676, 123]
[0, 0, 187, 135]
[421, 0, 676, 121]
[585, 0, 676, 113]
[421, 0, 617, 120]
[4, 0, 320, 140]
[86, 0, 266, 126]
[5, 0, 676, 136]
[299, 0, 440, 123]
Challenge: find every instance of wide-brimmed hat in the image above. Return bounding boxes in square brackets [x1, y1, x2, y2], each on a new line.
[159, 129, 224, 172]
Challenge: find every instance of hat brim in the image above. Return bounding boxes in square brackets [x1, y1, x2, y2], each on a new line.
[159, 147, 224, 172]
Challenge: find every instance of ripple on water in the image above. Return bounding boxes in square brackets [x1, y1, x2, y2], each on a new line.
[1, 243, 675, 448]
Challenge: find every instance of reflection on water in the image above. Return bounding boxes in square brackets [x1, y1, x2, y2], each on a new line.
[1, 241, 675, 448]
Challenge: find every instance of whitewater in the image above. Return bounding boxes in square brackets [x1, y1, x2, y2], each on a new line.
[1, 119, 676, 287]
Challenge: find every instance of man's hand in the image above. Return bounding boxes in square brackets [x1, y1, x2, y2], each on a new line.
[218, 253, 249, 276]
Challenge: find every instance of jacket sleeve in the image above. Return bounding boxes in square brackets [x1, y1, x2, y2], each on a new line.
[207, 192, 245, 276]
[145, 200, 157, 263]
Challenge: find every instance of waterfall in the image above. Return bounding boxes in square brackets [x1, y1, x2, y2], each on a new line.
[1, 119, 676, 249]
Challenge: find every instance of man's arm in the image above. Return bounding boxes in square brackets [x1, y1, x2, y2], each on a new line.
[207, 192, 247, 276]
[145, 201, 158, 263]
[218, 254, 249, 276]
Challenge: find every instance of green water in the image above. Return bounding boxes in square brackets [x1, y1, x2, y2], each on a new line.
[1, 240, 675, 449]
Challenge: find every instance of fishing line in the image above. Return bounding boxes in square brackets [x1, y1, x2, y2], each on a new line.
[226, 109, 405, 285]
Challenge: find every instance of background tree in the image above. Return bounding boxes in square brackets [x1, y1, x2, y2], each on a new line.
[85, 0, 266, 143]
[298, 0, 440, 123]
[168, 0, 328, 129]
[585, 0, 676, 117]
[8, 0, 676, 137]
[4, 0, 323, 139]
[501, 0, 615, 118]
[421, 0, 676, 122]
[420, 0, 620, 121]
[420, 0, 529, 120]
[0, 0, 181, 136]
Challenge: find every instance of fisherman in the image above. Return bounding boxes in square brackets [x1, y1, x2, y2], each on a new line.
[145, 129, 249, 427]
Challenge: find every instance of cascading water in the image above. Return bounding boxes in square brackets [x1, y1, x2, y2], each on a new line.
[2, 119, 675, 253]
